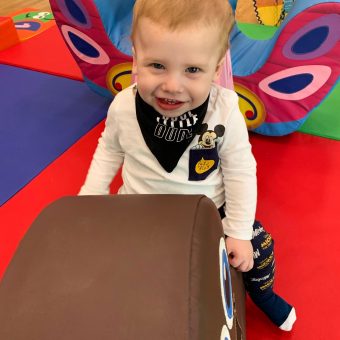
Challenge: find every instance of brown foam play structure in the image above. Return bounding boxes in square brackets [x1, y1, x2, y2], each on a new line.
[0, 195, 246, 339]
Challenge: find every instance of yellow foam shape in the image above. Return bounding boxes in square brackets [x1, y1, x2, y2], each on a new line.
[257, 5, 284, 26]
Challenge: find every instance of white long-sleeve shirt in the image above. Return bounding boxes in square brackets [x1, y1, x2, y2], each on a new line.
[80, 83, 257, 240]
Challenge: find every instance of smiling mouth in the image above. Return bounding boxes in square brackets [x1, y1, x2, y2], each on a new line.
[156, 97, 185, 110]
[159, 98, 183, 104]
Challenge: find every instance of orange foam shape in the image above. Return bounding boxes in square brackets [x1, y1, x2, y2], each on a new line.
[0, 17, 19, 51]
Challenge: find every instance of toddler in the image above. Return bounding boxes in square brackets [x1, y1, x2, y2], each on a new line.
[80, 0, 296, 331]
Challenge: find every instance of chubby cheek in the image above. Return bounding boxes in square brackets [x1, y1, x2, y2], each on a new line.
[136, 74, 154, 97]
[191, 84, 211, 107]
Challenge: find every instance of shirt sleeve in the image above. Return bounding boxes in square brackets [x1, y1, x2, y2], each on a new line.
[218, 90, 257, 240]
[79, 98, 124, 195]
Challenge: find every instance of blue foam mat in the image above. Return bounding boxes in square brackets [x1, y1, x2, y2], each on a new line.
[0, 65, 111, 206]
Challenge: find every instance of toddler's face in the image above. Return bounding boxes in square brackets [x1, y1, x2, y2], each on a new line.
[133, 18, 223, 117]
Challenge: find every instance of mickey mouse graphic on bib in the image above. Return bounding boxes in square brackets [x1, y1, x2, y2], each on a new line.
[189, 123, 225, 181]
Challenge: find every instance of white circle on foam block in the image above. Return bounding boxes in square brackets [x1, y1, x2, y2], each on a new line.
[220, 325, 231, 340]
[219, 237, 233, 330]
[61, 25, 110, 65]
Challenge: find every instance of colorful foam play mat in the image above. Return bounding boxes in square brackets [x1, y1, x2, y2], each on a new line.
[0, 64, 110, 206]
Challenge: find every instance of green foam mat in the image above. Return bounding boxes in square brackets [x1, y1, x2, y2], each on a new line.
[236, 22, 278, 40]
[299, 82, 340, 140]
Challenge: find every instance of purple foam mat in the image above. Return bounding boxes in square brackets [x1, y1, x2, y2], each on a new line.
[0, 65, 111, 206]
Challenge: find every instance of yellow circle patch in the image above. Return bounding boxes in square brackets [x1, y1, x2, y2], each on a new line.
[195, 158, 215, 174]
[234, 82, 266, 130]
[106, 62, 133, 95]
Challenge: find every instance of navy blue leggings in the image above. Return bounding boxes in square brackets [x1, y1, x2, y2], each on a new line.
[243, 220, 275, 302]
[218, 207, 275, 300]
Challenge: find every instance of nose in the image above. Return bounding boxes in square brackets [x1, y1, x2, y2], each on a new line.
[161, 73, 183, 94]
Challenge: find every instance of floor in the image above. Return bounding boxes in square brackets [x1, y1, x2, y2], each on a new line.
[0, 0, 51, 16]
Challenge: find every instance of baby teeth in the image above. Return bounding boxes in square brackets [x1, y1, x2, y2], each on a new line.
[165, 99, 177, 104]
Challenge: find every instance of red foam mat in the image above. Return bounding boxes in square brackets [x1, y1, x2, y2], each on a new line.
[248, 132, 340, 339]
[0, 129, 339, 339]
[0, 25, 82, 80]
[0, 121, 104, 280]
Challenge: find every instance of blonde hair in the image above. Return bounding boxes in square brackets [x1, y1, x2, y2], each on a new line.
[131, 0, 235, 59]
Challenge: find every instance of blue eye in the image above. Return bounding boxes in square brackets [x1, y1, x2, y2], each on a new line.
[186, 67, 201, 73]
[151, 63, 165, 69]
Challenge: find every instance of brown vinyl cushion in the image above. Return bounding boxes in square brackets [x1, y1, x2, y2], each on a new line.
[0, 195, 245, 339]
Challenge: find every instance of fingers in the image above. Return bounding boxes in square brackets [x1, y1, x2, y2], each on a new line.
[242, 258, 254, 272]
[225, 238, 254, 272]
[229, 254, 254, 272]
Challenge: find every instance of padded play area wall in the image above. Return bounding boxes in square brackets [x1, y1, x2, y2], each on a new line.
[230, 0, 340, 138]
[49, 0, 340, 139]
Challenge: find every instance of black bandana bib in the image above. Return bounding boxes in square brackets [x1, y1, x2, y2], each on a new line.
[136, 91, 209, 172]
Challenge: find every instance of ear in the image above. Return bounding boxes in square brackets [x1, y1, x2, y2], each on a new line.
[213, 56, 225, 82]
[132, 46, 137, 75]
[197, 123, 208, 135]
[214, 124, 225, 137]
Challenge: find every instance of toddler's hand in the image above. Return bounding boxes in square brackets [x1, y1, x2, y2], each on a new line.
[225, 237, 253, 272]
